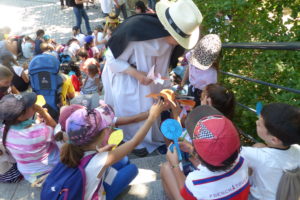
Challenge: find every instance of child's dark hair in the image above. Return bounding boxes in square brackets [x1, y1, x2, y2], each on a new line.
[261, 103, 300, 146]
[2, 110, 26, 147]
[95, 25, 103, 32]
[60, 63, 71, 75]
[69, 61, 81, 77]
[24, 36, 33, 42]
[88, 64, 99, 75]
[84, 41, 93, 51]
[61, 61, 80, 76]
[135, 1, 147, 13]
[203, 83, 235, 119]
[78, 49, 88, 59]
[60, 129, 105, 168]
[66, 38, 78, 46]
[197, 149, 240, 172]
[36, 29, 45, 37]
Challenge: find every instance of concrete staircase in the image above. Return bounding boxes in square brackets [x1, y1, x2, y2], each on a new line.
[0, 154, 167, 200]
[117, 154, 167, 200]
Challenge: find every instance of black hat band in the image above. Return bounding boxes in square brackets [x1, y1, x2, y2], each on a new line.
[165, 8, 191, 38]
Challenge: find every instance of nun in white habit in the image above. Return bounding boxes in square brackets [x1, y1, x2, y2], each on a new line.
[102, 0, 202, 155]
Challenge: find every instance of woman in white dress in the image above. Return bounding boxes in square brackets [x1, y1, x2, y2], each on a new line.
[102, 0, 202, 156]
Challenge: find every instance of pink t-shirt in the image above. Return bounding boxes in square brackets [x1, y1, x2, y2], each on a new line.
[5, 123, 60, 183]
[186, 52, 217, 90]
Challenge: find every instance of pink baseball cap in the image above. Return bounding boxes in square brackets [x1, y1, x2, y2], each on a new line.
[185, 105, 240, 166]
[66, 102, 115, 145]
[59, 104, 84, 131]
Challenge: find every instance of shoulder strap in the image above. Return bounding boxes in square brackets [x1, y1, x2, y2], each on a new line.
[78, 153, 96, 200]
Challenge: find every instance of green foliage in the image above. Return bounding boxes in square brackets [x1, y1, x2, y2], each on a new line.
[194, 0, 300, 138]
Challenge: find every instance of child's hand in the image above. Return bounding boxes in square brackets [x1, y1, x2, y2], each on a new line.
[189, 155, 200, 167]
[170, 101, 181, 117]
[166, 144, 179, 167]
[22, 62, 28, 70]
[179, 140, 193, 154]
[148, 99, 167, 120]
[33, 104, 44, 113]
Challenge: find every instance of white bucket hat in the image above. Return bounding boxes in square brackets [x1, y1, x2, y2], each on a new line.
[156, 0, 203, 49]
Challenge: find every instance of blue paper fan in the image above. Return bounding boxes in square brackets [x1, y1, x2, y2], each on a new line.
[160, 119, 183, 161]
[161, 119, 182, 140]
[256, 102, 263, 116]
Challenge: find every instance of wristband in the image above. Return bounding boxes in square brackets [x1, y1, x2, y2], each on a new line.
[172, 164, 179, 169]
[172, 162, 182, 170]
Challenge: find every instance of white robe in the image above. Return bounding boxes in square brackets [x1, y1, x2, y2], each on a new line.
[102, 38, 174, 152]
[99, 0, 112, 14]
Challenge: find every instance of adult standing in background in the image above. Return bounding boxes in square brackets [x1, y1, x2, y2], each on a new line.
[113, 0, 128, 19]
[60, 0, 66, 9]
[148, 0, 155, 11]
[99, 0, 113, 17]
[68, 0, 92, 35]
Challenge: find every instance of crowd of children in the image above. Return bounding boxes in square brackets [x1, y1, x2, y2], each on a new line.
[0, 0, 299, 199]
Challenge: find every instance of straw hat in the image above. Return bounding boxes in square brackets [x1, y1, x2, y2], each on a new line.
[156, 0, 203, 49]
[106, 12, 119, 24]
[146, 89, 176, 107]
[146, 89, 196, 107]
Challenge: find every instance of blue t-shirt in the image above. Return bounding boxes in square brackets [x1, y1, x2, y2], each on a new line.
[34, 39, 43, 55]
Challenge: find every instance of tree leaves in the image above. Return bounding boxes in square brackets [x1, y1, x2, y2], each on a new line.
[194, 0, 300, 138]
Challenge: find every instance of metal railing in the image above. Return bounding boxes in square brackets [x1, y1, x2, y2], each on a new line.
[221, 42, 300, 142]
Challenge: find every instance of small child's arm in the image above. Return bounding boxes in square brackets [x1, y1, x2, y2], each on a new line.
[180, 66, 189, 88]
[33, 104, 57, 128]
[102, 100, 166, 171]
[115, 111, 149, 126]
[94, 77, 102, 94]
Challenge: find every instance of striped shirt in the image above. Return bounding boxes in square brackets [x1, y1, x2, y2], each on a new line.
[181, 156, 249, 200]
[5, 123, 60, 183]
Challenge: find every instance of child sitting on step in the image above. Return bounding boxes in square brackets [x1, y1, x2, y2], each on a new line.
[241, 103, 300, 200]
[48, 100, 166, 199]
[81, 64, 102, 95]
[160, 105, 250, 200]
[0, 92, 59, 183]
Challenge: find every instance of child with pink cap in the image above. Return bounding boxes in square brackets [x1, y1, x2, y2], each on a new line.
[46, 100, 166, 199]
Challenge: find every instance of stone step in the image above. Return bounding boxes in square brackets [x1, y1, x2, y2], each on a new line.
[0, 180, 41, 200]
[115, 155, 167, 199]
[0, 155, 167, 200]
[116, 180, 167, 200]
[130, 154, 165, 184]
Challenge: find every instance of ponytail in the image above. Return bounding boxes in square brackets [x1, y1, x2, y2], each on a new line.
[60, 143, 84, 168]
[2, 116, 22, 147]
[2, 121, 12, 147]
[223, 89, 235, 119]
[206, 84, 236, 120]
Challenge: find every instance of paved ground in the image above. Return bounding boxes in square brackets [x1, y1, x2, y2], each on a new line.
[0, 2, 167, 199]
[0, 0, 104, 44]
